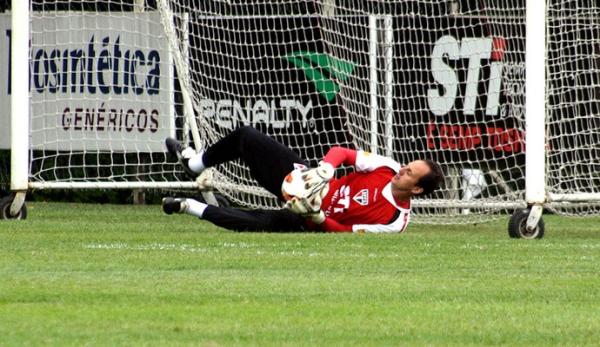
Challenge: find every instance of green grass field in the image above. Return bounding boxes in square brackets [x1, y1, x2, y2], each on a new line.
[1, 202, 600, 346]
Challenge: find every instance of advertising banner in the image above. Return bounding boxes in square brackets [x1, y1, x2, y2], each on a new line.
[392, 16, 526, 167]
[0, 15, 10, 150]
[0, 13, 174, 151]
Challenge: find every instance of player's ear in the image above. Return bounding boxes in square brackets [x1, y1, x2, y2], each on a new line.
[412, 186, 424, 196]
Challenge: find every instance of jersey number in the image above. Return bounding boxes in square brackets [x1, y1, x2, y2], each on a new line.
[333, 185, 351, 213]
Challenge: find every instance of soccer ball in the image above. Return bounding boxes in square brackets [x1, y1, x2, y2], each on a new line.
[281, 168, 307, 201]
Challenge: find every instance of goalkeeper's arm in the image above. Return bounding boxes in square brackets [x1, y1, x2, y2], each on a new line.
[290, 189, 409, 234]
[307, 215, 353, 232]
[310, 215, 409, 234]
[322, 146, 358, 168]
[301, 147, 358, 193]
[285, 202, 352, 232]
[285, 188, 356, 233]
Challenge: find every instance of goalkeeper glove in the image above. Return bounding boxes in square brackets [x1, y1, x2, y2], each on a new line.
[309, 210, 326, 224]
[286, 193, 322, 215]
[302, 161, 335, 197]
[285, 196, 326, 224]
[302, 161, 335, 185]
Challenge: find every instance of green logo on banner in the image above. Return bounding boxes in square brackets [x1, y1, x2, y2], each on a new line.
[284, 51, 355, 102]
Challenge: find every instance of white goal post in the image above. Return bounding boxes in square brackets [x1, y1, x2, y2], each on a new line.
[5, 0, 600, 232]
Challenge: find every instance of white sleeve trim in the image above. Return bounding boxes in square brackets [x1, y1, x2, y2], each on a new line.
[355, 150, 401, 173]
[351, 209, 411, 234]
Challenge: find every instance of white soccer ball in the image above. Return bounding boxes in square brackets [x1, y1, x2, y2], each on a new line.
[281, 168, 307, 201]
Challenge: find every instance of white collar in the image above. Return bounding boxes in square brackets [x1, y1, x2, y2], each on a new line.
[381, 182, 411, 211]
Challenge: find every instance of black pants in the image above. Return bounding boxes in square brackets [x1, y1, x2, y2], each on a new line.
[201, 126, 309, 232]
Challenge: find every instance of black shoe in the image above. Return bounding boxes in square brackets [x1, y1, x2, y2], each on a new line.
[165, 137, 198, 179]
[162, 197, 184, 215]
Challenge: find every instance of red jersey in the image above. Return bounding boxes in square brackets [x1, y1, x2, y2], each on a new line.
[316, 148, 411, 233]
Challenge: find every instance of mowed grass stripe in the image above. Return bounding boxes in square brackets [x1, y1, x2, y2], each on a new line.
[1, 202, 600, 346]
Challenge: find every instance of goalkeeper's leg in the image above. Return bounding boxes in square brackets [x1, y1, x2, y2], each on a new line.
[163, 197, 307, 232]
[202, 126, 308, 200]
[203, 205, 307, 232]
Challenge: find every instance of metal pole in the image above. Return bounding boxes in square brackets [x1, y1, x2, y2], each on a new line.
[369, 15, 379, 154]
[9, 0, 30, 215]
[383, 15, 394, 157]
[525, 0, 546, 228]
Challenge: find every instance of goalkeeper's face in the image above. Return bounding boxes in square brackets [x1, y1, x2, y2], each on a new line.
[391, 160, 430, 196]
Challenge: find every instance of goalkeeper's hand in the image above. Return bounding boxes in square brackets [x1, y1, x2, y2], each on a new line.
[285, 193, 326, 224]
[301, 161, 335, 197]
[285, 192, 322, 215]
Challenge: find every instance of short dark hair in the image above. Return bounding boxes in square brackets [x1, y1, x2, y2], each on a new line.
[416, 160, 444, 196]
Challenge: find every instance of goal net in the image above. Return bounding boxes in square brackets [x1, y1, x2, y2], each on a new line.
[545, 1, 600, 216]
[16, 1, 600, 222]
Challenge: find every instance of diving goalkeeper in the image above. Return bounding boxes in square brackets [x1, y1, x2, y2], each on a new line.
[162, 126, 444, 233]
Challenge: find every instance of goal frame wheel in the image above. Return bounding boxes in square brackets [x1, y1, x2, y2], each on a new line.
[0, 194, 28, 220]
[508, 208, 544, 239]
